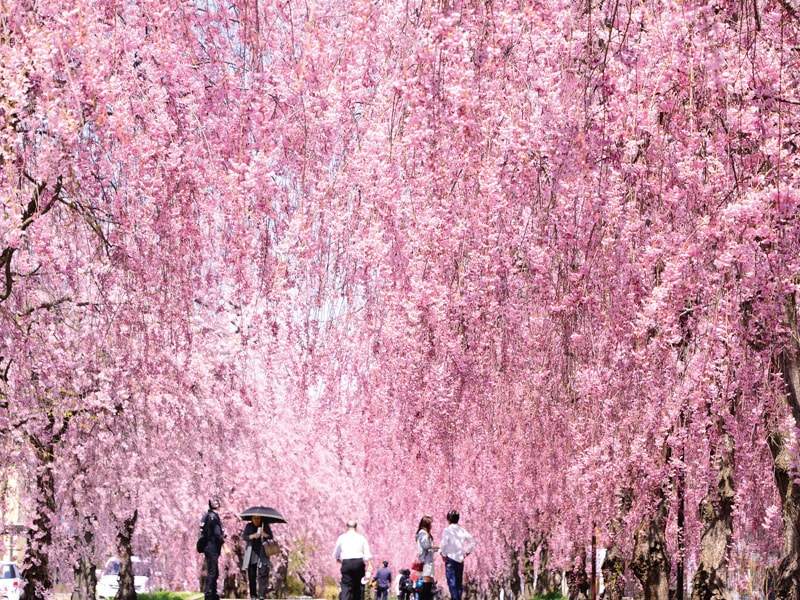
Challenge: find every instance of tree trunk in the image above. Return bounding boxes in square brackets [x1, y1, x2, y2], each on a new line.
[676, 465, 685, 600]
[535, 539, 561, 596]
[71, 555, 98, 600]
[566, 545, 589, 600]
[521, 537, 539, 600]
[116, 510, 138, 600]
[768, 291, 800, 599]
[690, 432, 734, 600]
[19, 405, 77, 600]
[600, 546, 625, 600]
[71, 524, 98, 600]
[602, 490, 632, 600]
[768, 427, 800, 600]
[224, 533, 247, 599]
[274, 559, 288, 599]
[630, 496, 671, 600]
[21, 438, 57, 600]
[198, 556, 207, 597]
[509, 550, 522, 599]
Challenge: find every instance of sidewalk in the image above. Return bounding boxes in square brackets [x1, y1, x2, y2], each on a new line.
[54, 595, 317, 600]
[52, 594, 207, 600]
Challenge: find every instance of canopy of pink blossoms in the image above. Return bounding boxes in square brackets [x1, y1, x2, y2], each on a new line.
[1, 0, 799, 597]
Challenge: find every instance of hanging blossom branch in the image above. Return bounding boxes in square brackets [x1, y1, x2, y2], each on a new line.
[0, 174, 63, 303]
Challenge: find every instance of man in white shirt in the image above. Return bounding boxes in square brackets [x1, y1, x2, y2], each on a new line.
[438, 511, 476, 600]
[333, 520, 373, 600]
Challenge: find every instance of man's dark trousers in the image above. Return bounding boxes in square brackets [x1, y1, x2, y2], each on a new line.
[445, 558, 465, 600]
[340, 559, 365, 600]
[205, 552, 220, 600]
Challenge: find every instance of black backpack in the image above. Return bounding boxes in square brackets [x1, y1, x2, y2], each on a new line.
[196, 513, 209, 553]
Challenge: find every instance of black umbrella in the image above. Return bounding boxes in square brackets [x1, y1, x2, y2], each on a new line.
[239, 506, 287, 523]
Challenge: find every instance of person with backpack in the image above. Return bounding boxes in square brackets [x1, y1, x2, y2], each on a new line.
[397, 569, 413, 600]
[198, 497, 225, 600]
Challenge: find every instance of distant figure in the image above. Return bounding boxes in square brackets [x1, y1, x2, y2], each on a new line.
[333, 519, 373, 600]
[397, 569, 413, 600]
[242, 515, 274, 600]
[373, 561, 392, 600]
[200, 497, 225, 600]
[438, 511, 475, 600]
[415, 516, 438, 600]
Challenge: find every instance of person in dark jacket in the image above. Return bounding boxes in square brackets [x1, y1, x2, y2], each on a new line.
[373, 561, 392, 600]
[242, 515, 274, 600]
[201, 497, 225, 600]
[397, 569, 413, 600]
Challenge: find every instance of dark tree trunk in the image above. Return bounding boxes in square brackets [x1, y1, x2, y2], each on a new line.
[21, 438, 57, 600]
[534, 539, 561, 596]
[566, 545, 589, 600]
[630, 496, 671, 600]
[600, 547, 625, 600]
[115, 510, 138, 600]
[692, 434, 734, 600]
[690, 432, 734, 600]
[676, 465, 685, 600]
[768, 292, 800, 600]
[224, 532, 247, 598]
[509, 550, 522, 599]
[198, 556, 207, 597]
[274, 559, 288, 599]
[521, 536, 540, 600]
[71, 525, 98, 600]
[602, 490, 632, 600]
[71, 555, 98, 600]
[18, 404, 80, 600]
[769, 428, 800, 600]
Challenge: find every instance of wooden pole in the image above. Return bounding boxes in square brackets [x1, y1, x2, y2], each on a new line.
[591, 525, 597, 600]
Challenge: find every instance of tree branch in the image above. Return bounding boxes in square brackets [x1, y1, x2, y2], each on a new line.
[0, 175, 64, 303]
[20, 296, 73, 317]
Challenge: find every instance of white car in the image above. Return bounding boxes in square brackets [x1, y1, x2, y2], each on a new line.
[0, 562, 22, 600]
[96, 557, 151, 600]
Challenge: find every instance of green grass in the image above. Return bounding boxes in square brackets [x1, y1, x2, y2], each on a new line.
[531, 594, 566, 600]
[137, 592, 198, 600]
[322, 577, 340, 600]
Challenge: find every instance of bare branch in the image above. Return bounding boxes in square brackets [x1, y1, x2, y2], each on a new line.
[19, 296, 73, 317]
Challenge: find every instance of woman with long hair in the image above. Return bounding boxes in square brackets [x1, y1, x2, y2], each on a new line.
[415, 516, 438, 600]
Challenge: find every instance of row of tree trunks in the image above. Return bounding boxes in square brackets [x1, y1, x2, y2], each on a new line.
[17, 307, 800, 600]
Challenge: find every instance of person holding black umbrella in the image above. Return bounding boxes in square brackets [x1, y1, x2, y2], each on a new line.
[242, 515, 274, 600]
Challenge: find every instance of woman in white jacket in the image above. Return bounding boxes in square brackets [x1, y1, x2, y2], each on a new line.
[415, 516, 438, 600]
